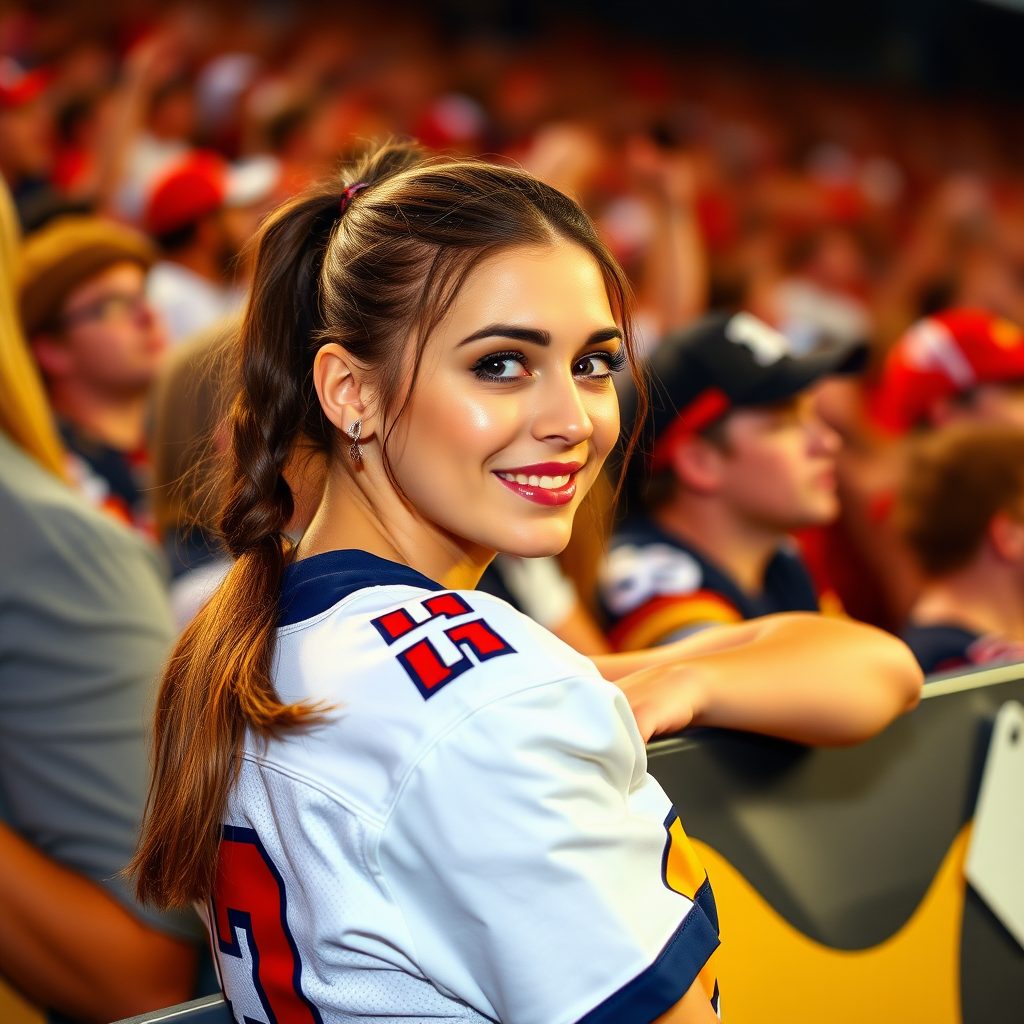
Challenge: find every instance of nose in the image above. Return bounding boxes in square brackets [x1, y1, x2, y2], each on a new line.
[531, 367, 594, 448]
[807, 410, 842, 457]
[134, 297, 157, 329]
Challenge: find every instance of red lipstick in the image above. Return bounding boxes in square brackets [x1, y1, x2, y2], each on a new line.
[492, 461, 584, 507]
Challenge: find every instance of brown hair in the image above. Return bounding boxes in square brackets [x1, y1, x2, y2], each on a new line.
[131, 141, 644, 908]
[896, 423, 1024, 578]
[150, 316, 240, 542]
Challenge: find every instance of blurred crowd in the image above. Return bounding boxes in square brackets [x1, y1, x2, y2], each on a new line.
[3, 1, 1024, 1021]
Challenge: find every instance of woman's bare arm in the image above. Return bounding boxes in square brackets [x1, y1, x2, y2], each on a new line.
[604, 613, 923, 744]
[592, 616, 775, 681]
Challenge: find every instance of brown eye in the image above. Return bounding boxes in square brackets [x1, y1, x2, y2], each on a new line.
[573, 352, 620, 378]
[472, 351, 530, 381]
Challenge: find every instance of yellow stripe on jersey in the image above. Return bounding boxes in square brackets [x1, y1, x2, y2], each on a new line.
[663, 811, 720, 1008]
[663, 813, 708, 901]
[610, 591, 743, 651]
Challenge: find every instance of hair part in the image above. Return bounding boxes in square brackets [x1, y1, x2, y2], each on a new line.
[130, 140, 646, 908]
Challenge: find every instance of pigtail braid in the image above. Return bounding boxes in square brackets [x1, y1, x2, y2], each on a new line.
[131, 182, 360, 908]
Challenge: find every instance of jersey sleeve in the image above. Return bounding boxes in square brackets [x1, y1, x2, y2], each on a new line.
[378, 673, 719, 1024]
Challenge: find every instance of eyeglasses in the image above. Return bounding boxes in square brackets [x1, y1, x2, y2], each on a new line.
[62, 292, 151, 328]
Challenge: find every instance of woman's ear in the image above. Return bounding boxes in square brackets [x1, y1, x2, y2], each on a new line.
[313, 343, 376, 440]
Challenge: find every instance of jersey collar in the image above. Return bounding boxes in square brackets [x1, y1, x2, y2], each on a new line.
[279, 549, 443, 627]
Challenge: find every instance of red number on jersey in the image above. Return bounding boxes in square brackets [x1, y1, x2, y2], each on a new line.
[212, 825, 323, 1024]
[371, 594, 516, 699]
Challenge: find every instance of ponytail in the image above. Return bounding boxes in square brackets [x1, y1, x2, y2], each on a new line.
[131, 140, 643, 908]
[131, 184, 349, 907]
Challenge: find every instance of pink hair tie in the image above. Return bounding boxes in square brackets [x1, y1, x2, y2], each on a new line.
[340, 182, 369, 214]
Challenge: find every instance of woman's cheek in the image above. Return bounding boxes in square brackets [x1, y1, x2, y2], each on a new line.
[589, 389, 621, 461]
[457, 392, 527, 456]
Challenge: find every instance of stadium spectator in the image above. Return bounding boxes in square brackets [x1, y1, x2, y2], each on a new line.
[150, 313, 328, 632]
[599, 311, 863, 649]
[19, 215, 164, 534]
[0, 176, 203, 1024]
[828, 307, 1024, 631]
[144, 150, 280, 344]
[897, 423, 1024, 675]
[150, 316, 238, 630]
[0, 58, 58, 230]
[773, 227, 873, 355]
[872, 308, 1024, 434]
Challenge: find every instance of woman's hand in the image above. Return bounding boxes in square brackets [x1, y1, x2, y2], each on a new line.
[598, 613, 923, 745]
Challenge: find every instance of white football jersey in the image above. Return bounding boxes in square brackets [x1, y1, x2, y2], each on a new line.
[203, 550, 720, 1024]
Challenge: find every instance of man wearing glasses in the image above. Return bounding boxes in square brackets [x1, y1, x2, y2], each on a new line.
[19, 216, 166, 534]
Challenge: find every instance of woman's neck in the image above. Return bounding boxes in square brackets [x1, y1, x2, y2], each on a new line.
[296, 465, 494, 591]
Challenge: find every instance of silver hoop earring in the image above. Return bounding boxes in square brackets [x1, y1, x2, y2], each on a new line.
[346, 419, 363, 463]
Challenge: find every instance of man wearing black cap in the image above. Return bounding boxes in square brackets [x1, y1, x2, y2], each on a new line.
[599, 311, 864, 650]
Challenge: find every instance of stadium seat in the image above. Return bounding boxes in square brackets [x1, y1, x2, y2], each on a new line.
[110, 993, 230, 1024]
[647, 662, 1024, 1024]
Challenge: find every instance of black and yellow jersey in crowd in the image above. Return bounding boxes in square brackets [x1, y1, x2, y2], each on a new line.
[598, 516, 822, 651]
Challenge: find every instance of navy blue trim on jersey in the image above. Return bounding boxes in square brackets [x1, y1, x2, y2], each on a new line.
[279, 549, 443, 627]
[575, 904, 720, 1024]
[693, 876, 719, 934]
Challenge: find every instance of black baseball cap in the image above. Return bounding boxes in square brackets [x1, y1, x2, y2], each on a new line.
[625, 311, 867, 473]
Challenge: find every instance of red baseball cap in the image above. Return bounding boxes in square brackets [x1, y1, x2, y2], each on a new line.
[145, 151, 227, 237]
[0, 58, 50, 109]
[144, 151, 281, 238]
[871, 308, 1024, 434]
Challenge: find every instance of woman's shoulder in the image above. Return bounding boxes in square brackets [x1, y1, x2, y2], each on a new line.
[256, 551, 621, 822]
[274, 556, 604, 714]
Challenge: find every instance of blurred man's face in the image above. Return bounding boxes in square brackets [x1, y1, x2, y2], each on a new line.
[49, 262, 166, 399]
[936, 382, 1024, 431]
[148, 87, 196, 142]
[715, 392, 841, 531]
[0, 97, 52, 180]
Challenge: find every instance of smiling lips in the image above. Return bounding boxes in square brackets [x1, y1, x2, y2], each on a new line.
[493, 461, 584, 506]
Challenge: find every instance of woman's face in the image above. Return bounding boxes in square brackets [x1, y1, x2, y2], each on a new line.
[385, 241, 624, 558]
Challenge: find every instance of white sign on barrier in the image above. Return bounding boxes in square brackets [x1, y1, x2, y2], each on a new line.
[966, 699, 1024, 949]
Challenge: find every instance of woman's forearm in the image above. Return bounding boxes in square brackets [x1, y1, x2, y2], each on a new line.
[591, 617, 771, 680]
[0, 823, 196, 1023]
[614, 613, 923, 744]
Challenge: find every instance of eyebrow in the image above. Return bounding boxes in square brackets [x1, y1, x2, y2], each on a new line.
[457, 323, 624, 347]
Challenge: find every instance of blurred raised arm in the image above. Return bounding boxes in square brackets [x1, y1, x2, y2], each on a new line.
[627, 134, 708, 335]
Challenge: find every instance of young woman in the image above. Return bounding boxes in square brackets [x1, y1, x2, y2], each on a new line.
[133, 143, 921, 1024]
